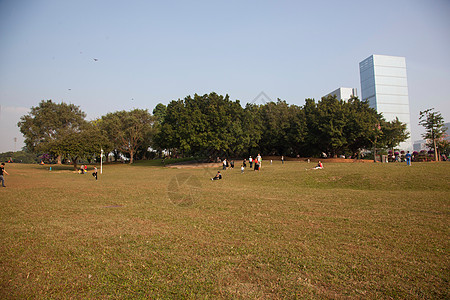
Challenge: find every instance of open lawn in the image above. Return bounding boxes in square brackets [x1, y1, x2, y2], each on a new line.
[0, 161, 449, 299]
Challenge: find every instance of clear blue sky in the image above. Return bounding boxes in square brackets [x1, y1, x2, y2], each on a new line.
[1, 0, 449, 153]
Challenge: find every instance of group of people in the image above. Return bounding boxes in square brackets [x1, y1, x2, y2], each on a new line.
[79, 165, 88, 174]
[242, 154, 263, 171]
[221, 159, 235, 170]
[212, 154, 263, 180]
[79, 165, 98, 180]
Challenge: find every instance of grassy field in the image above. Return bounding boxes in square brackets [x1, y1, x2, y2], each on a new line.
[0, 160, 448, 299]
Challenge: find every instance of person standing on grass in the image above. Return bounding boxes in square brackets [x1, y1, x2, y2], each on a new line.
[249, 156, 253, 168]
[405, 151, 412, 166]
[222, 158, 227, 170]
[281, 156, 284, 164]
[0, 163, 9, 187]
[254, 156, 260, 171]
[241, 165, 244, 174]
[92, 166, 98, 180]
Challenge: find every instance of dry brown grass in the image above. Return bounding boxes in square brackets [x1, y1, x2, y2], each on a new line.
[0, 161, 448, 299]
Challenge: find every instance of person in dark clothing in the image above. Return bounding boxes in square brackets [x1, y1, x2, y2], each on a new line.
[92, 166, 98, 180]
[211, 171, 222, 180]
[0, 163, 9, 187]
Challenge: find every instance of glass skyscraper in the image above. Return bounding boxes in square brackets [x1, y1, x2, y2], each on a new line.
[359, 54, 412, 151]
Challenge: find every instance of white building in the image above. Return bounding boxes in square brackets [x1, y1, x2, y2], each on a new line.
[359, 54, 412, 151]
[325, 87, 357, 102]
[413, 140, 427, 152]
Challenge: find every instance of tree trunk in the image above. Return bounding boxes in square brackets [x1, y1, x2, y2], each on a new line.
[434, 139, 439, 161]
[373, 137, 377, 162]
[72, 156, 79, 171]
[57, 155, 62, 164]
[129, 150, 134, 164]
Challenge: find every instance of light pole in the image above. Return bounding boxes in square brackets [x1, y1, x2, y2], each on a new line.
[101, 149, 104, 174]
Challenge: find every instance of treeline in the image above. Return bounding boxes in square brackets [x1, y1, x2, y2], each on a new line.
[17, 92, 409, 167]
[18, 100, 155, 168]
[0, 151, 41, 164]
[154, 92, 408, 158]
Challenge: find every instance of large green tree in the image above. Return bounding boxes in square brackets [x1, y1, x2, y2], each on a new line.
[18, 100, 87, 163]
[154, 93, 251, 157]
[242, 103, 264, 156]
[303, 96, 389, 158]
[100, 109, 154, 164]
[304, 95, 348, 157]
[419, 108, 447, 161]
[152, 103, 167, 124]
[53, 122, 110, 170]
[378, 117, 410, 154]
[344, 97, 383, 157]
[258, 100, 306, 156]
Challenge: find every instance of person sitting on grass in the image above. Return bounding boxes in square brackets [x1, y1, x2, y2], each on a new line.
[313, 161, 323, 169]
[211, 171, 222, 181]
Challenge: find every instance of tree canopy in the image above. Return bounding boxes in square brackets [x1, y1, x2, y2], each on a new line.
[18, 100, 86, 156]
[17, 100, 111, 169]
[153, 93, 408, 158]
[18, 93, 412, 163]
[419, 108, 447, 161]
[99, 109, 155, 164]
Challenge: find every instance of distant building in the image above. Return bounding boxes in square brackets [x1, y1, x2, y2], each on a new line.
[325, 87, 357, 102]
[413, 122, 449, 151]
[445, 122, 450, 141]
[413, 140, 427, 152]
[359, 54, 412, 151]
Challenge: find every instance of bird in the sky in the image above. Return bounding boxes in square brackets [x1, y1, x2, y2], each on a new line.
[93, 58, 98, 61]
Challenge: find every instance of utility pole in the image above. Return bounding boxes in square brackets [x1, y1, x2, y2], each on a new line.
[101, 149, 104, 174]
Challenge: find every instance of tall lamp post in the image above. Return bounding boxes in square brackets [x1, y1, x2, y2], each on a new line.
[101, 149, 104, 174]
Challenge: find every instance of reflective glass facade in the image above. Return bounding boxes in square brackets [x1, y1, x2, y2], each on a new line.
[359, 55, 412, 150]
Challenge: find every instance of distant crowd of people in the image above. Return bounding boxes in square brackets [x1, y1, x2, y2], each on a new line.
[212, 154, 283, 180]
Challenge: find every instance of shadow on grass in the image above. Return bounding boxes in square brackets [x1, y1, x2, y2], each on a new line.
[31, 164, 95, 171]
[132, 157, 204, 167]
[29, 164, 74, 171]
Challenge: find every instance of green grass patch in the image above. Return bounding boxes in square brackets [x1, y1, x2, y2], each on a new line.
[0, 161, 448, 298]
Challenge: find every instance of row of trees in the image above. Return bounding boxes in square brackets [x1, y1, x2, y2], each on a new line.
[17, 93, 446, 166]
[154, 93, 409, 158]
[18, 100, 155, 169]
